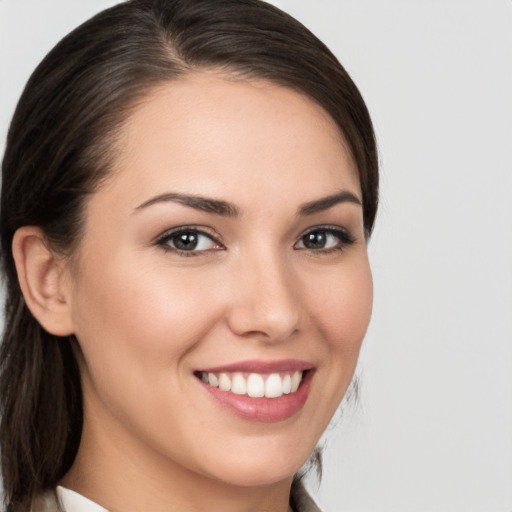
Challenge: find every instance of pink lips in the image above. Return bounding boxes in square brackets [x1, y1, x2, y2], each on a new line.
[197, 359, 314, 374]
[196, 359, 315, 423]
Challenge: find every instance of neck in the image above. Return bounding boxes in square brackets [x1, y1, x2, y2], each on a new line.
[61, 406, 293, 512]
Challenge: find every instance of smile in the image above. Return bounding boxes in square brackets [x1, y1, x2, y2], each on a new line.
[198, 370, 304, 398]
[195, 360, 314, 422]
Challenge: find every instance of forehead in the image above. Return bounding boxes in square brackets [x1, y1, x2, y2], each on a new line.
[102, 73, 360, 209]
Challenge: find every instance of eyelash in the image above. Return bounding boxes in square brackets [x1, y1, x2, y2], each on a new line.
[295, 226, 356, 254]
[155, 225, 356, 257]
[156, 227, 223, 257]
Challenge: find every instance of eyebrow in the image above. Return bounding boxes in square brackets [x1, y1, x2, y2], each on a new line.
[134, 192, 239, 217]
[134, 190, 361, 217]
[298, 190, 362, 215]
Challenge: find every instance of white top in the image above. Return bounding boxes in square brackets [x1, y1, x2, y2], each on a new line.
[57, 487, 109, 512]
[32, 487, 108, 512]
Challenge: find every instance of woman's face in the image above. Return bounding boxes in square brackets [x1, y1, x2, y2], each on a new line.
[64, 74, 372, 489]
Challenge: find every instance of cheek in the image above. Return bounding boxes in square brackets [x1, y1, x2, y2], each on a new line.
[70, 255, 223, 377]
[69, 256, 228, 450]
[285, 254, 372, 443]
[309, 254, 373, 360]
[315, 259, 372, 424]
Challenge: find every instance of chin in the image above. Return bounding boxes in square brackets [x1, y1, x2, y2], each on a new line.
[215, 466, 297, 488]
[202, 445, 311, 488]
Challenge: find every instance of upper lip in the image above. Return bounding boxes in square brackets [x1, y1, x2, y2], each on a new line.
[197, 359, 314, 374]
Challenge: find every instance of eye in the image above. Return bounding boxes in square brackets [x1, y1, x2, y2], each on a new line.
[157, 228, 223, 254]
[295, 227, 355, 252]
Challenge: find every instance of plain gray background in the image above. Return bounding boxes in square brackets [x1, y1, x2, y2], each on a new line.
[1, 1, 511, 511]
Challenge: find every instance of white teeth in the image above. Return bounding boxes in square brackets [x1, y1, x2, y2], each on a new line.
[247, 373, 265, 398]
[282, 374, 292, 394]
[291, 371, 302, 393]
[265, 373, 284, 398]
[200, 370, 305, 398]
[231, 373, 247, 395]
[218, 373, 231, 391]
[208, 373, 219, 387]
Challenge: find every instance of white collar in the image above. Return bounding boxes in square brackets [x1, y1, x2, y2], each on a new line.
[56, 486, 108, 512]
[54, 486, 293, 512]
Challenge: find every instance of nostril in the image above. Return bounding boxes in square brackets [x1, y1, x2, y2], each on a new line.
[226, 303, 300, 342]
[224, 265, 300, 341]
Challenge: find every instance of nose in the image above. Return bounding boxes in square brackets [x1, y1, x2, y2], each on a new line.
[225, 252, 301, 343]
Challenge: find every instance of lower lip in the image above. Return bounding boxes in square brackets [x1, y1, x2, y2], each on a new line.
[197, 370, 314, 423]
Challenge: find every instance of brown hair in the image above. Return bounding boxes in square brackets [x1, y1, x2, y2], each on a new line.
[0, 0, 378, 509]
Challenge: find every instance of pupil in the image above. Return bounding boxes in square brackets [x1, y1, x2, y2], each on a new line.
[174, 232, 198, 250]
[304, 231, 326, 249]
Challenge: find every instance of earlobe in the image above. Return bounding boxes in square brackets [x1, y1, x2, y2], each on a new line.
[12, 226, 75, 337]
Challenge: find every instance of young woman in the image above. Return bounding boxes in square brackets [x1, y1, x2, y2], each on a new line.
[0, 1, 378, 511]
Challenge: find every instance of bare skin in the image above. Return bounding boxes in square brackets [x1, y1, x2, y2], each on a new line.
[16, 73, 372, 512]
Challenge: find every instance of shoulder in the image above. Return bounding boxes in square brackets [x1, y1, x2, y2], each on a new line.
[290, 479, 323, 512]
[31, 487, 108, 512]
[31, 490, 62, 512]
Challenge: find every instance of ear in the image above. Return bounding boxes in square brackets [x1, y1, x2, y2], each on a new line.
[12, 226, 75, 336]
